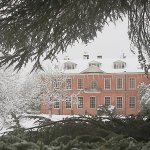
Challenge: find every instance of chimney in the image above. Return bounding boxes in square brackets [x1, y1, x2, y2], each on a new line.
[97, 55, 102, 59]
[123, 53, 126, 59]
[83, 51, 89, 59]
[64, 55, 70, 60]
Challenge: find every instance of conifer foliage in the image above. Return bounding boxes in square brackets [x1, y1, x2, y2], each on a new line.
[1, 115, 150, 150]
[0, 0, 149, 71]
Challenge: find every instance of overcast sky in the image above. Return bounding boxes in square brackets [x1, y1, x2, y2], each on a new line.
[58, 18, 138, 60]
[24, 18, 139, 75]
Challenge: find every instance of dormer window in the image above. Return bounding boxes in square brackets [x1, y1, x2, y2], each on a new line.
[113, 60, 126, 69]
[64, 61, 77, 70]
[89, 61, 101, 68]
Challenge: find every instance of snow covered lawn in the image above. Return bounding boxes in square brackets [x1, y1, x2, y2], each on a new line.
[0, 114, 116, 136]
[0, 114, 78, 136]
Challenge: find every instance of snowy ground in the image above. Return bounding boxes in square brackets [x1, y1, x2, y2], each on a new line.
[0, 114, 78, 136]
[19, 114, 78, 128]
[0, 114, 113, 136]
[0, 114, 73, 136]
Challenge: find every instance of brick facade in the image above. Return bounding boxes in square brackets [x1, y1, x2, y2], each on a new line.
[40, 72, 150, 116]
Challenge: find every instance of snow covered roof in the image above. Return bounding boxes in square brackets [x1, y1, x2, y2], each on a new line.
[43, 57, 144, 74]
[89, 60, 101, 64]
[113, 60, 126, 64]
[81, 65, 104, 74]
[64, 61, 77, 65]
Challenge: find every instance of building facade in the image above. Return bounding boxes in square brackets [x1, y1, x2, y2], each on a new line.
[40, 55, 150, 115]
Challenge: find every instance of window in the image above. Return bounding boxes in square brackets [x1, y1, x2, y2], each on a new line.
[113, 61, 126, 69]
[116, 78, 123, 89]
[89, 63, 100, 67]
[53, 79, 61, 89]
[66, 79, 72, 90]
[129, 78, 136, 89]
[105, 97, 111, 107]
[89, 61, 101, 68]
[64, 62, 77, 70]
[66, 97, 72, 108]
[116, 97, 123, 108]
[54, 102, 60, 108]
[90, 97, 96, 108]
[77, 79, 83, 89]
[91, 80, 97, 89]
[104, 78, 111, 90]
[129, 97, 135, 108]
[78, 97, 83, 108]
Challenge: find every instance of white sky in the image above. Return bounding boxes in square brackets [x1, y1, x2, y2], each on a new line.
[23, 18, 139, 75]
[58, 18, 138, 60]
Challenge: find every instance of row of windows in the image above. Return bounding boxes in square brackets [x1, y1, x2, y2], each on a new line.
[115, 78, 136, 90]
[64, 61, 101, 70]
[53, 96, 136, 109]
[105, 96, 136, 109]
[104, 96, 136, 109]
[64, 61, 126, 70]
[54, 97, 96, 109]
[64, 78, 136, 90]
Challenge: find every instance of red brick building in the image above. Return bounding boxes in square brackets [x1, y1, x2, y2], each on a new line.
[40, 55, 150, 115]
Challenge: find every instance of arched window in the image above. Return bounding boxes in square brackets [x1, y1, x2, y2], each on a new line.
[91, 80, 97, 89]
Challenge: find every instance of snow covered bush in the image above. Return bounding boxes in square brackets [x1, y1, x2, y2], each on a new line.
[97, 105, 115, 116]
[138, 83, 150, 115]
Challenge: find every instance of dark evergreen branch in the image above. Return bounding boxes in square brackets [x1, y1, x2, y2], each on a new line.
[0, 0, 149, 71]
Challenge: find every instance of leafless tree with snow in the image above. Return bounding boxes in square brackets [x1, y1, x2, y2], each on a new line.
[0, 66, 22, 128]
[39, 64, 82, 115]
[138, 83, 150, 115]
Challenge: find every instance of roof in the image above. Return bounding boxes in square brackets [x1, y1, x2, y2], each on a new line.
[64, 61, 77, 65]
[42, 57, 144, 74]
[81, 65, 104, 74]
[89, 60, 101, 64]
[113, 60, 126, 63]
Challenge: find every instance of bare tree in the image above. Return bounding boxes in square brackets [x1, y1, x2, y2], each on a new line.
[39, 64, 82, 115]
[19, 71, 43, 113]
[138, 83, 150, 115]
[0, 66, 22, 128]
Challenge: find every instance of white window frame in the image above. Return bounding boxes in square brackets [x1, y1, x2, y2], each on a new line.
[129, 78, 136, 90]
[104, 78, 111, 90]
[64, 63, 76, 70]
[54, 101, 60, 109]
[104, 96, 111, 107]
[77, 78, 84, 90]
[65, 97, 72, 109]
[66, 78, 72, 90]
[77, 97, 84, 108]
[114, 62, 126, 69]
[116, 97, 123, 109]
[90, 97, 96, 108]
[91, 80, 97, 90]
[116, 78, 123, 90]
[89, 63, 100, 68]
[129, 96, 136, 109]
[53, 79, 61, 89]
